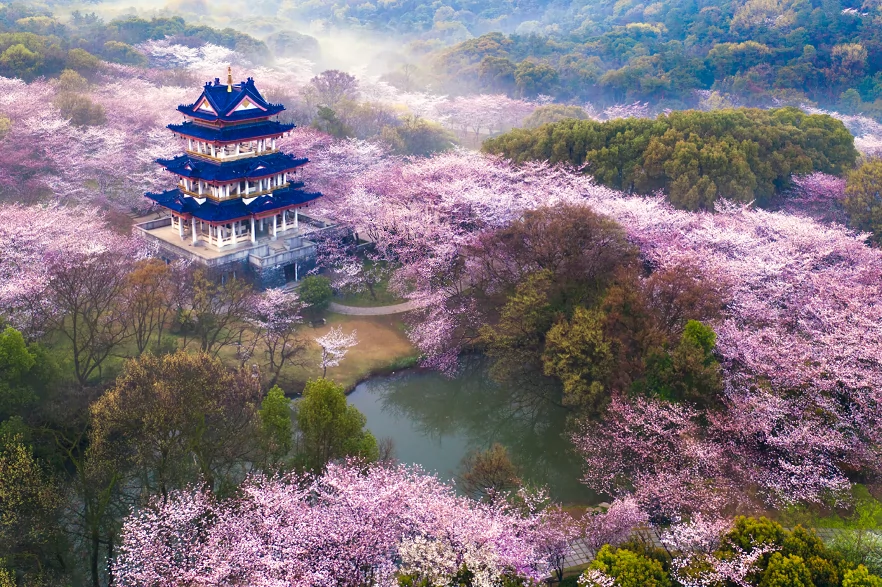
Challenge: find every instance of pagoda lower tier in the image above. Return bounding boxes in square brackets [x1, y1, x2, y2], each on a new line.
[146, 184, 321, 248]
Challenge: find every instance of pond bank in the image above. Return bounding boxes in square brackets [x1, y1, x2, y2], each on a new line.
[347, 356, 598, 505]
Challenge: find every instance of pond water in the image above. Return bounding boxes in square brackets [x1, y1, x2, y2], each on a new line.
[348, 357, 599, 504]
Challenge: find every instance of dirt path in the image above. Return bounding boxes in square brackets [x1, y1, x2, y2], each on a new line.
[327, 300, 426, 315]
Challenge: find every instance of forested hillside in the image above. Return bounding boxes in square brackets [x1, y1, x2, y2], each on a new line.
[428, 0, 882, 114]
[484, 107, 858, 210]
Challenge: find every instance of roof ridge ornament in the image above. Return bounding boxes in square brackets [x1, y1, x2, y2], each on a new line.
[227, 65, 233, 93]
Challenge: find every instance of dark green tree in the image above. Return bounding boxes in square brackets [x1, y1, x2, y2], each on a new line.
[295, 378, 378, 470]
[844, 160, 882, 244]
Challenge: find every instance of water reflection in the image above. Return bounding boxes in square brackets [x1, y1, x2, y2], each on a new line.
[348, 356, 598, 504]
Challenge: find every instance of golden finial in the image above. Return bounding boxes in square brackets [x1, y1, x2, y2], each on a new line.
[227, 66, 233, 92]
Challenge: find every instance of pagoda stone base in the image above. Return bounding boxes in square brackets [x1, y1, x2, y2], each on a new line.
[135, 214, 331, 289]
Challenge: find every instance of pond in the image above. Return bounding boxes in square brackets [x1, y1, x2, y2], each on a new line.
[348, 356, 599, 505]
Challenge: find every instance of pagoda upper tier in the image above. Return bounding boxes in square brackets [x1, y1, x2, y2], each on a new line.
[178, 76, 284, 123]
[168, 119, 295, 143]
[158, 152, 308, 182]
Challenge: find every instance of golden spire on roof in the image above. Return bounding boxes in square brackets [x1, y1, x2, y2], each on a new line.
[227, 65, 233, 93]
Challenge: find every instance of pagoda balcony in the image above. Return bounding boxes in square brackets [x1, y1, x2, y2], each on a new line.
[178, 182, 291, 201]
[135, 211, 338, 271]
[185, 146, 280, 163]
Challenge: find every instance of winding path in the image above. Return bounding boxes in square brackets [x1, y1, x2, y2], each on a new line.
[327, 300, 426, 315]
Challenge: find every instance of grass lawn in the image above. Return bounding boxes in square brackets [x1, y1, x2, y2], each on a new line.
[43, 312, 419, 395]
[277, 312, 419, 393]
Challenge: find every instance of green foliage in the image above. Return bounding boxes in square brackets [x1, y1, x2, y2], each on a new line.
[723, 516, 789, 554]
[844, 160, 882, 244]
[295, 378, 378, 470]
[481, 270, 555, 382]
[0, 435, 64, 583]
[759, 553, 814, 587]
[259, 385, 293, 467]
[0, 42, 42, 79]
[522, 104, 589, 129]
[644, 320, 722, 406]
[0, 327, 55, 420]
[542, 306, 614, 412]
[381, 115, 457, 156]
[588, 545, 671, 587]
[844, 566, 882, 587]
[53, 92, 106, 126]
[64, 47, 99, 75]
[101, 41, 146, 65]
[298, 275, 334, 310]
[514, 60, 559, 97]
[484, 108, 858, 210]
[312, 106, 354, 138]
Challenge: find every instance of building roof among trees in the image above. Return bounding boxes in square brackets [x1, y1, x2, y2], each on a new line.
[168, 120, 295, 142]
[145, 185, 321, 222]
[177, 76, 285, 122]
[157, 152, 309, 182]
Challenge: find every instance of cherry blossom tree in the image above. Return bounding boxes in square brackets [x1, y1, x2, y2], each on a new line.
[249, 288, 308, 388]
[781, 172, 848, 223]
[315, 326, 358, 377]
[662, 516, 775, 587]
[584, 497, 650, 552]
[0, 204, 137, 337]
[113, 462, 558, 587]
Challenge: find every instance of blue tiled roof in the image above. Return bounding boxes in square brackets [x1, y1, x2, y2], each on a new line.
[178, 77, 285, 122]
[157, 152, 309, 181]
[168, 120, 295, 143]
[145, 186, 321, 223]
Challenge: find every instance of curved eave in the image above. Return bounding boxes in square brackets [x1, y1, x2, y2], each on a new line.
[177, 104, 285, 123]
[145, 187, 322, 224]
[168, 121, 295, 143]
[156, 153, 310, 182]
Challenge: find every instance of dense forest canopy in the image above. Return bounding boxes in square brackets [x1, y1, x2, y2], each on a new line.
[428, 0, 882, 112]
[484, 107, 858, 209]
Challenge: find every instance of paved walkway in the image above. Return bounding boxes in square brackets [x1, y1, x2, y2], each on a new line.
[327, 300, 426, 315]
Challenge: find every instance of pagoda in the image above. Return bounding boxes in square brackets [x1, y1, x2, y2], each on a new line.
[145, 67, 321, 249]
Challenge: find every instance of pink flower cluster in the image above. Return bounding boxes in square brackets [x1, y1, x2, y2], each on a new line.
[113, 463, 560, 587]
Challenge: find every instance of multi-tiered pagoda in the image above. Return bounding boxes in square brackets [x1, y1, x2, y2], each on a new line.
[146, 68, 320, 247]
[138, 69, 329, 286]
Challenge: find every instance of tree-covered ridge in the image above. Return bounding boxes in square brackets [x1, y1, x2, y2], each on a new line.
[428, 0, 882, 114]
[484, 107, 858, 210]
[0, 4, 268, 80]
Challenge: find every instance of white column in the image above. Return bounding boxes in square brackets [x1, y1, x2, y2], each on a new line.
[178, 216, 184, 238]
[282, 210, 287, 232]
[250, 217, 256, 243]
[272, 138, 276, 150]
[218, 225, 224, 249]
[192, 217, 198, 244]
[272, 214, 277, 239]
[294, 209, 299, 228]
[235, 143, 240, 156]
[198, 181, 203, 195]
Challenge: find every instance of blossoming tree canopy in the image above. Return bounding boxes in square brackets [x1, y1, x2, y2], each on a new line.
[113, 463, 563, 586]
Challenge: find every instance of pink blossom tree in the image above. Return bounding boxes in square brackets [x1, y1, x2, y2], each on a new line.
[113, 462, 559, 587]
[315, 326, 358, 377]
[248, 288, 308, 387]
